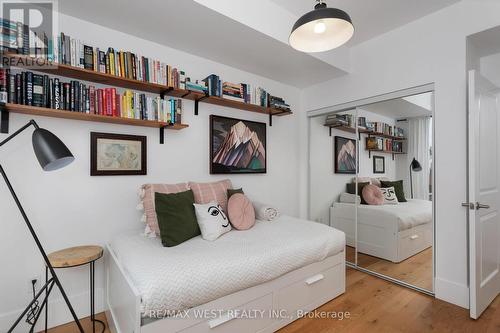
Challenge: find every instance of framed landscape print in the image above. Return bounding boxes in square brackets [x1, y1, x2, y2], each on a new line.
[210, 115, 267, 174]
[334, 136, 356, 174]
[90, 132, 147, 176]
[373, 155, 385, 174]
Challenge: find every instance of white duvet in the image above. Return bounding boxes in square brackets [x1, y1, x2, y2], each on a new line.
[110, 215, 345, 316]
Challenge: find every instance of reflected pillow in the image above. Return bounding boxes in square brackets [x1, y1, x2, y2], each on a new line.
[380, 187, 399, 205]
[380, 180, 407, 202]
[362, 184, 384, 205]
[346, 182, 370, 204]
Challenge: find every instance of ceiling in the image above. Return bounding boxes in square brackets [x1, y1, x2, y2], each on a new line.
[270, 0, 460, 47]
[362, 92, 433, 119]
[58, 0, 460, 88]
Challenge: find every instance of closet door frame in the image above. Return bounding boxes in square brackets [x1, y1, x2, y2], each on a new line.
[306, 83, 436, 297]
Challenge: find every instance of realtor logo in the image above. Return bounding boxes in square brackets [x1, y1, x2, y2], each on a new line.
[1, 0, 58, 68]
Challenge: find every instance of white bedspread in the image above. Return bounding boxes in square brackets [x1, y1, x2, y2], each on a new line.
[110, 215, 345, 316]
[333, 199, 432, 231]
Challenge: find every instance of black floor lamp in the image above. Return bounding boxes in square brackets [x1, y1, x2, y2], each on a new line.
[409, 157, 422, 199]
[1, 119, 84, 333]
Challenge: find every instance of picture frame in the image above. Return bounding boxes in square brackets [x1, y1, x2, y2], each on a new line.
[90, 132, 147, 176]
[210, 115, 267, 174]
[373, 155, 385, 174]
[334, 136, 357, 174]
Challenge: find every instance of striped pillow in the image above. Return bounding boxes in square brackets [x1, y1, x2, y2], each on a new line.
[140, 183, 189, 235]
[188, 179, 233, 213]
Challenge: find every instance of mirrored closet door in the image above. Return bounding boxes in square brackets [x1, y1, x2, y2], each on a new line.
[354, 92, 434, 292]
[309, 88, 434, 294]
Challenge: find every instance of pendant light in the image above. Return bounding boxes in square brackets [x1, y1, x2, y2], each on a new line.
[289, 0, 354, 53]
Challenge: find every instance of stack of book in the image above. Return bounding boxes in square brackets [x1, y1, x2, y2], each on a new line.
[268, 95, 290, 112]
[325, 114, 354, 128]
[366, 137, 403, 152]
[1, 68, 182, 124]
[222, 81, 251, 103]
[0, 19, 19, 53]
[185, 79, 208, 94]
[203, 74, 222, 97]
[366, 121, 393, 136]
[394, 127, 404, 138]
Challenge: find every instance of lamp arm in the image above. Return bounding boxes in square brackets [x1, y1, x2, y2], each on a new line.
[0, 119, 38, 148]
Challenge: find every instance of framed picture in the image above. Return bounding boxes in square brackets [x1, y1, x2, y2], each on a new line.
[210, 115, 266, 174]
[373, 155, 385, 174]
[334, 136, 356, 174]
[90, 132, 147, 176]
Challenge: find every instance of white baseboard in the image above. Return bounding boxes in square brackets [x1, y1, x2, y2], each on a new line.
[0, 287, 104, 332]
[435, 277, 469, 309]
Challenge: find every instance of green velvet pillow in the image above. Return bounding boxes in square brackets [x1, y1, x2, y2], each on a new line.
[346, 182, 370, 204]
[155, 189, 200, 247]
[380, 180, 407, 203]
[227, 188, 244, 200]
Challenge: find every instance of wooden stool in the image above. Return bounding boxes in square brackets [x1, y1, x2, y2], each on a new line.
[45, 246, 105, 333]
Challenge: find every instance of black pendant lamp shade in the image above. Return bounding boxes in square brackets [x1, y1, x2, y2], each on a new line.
[32, 128, 75, 171]
[289, 1, 354, 53]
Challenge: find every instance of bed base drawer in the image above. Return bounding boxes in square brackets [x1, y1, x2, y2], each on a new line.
[277, 264, 344, 319]
[180, 294, 274, 333]
[397, 223, 432, 262]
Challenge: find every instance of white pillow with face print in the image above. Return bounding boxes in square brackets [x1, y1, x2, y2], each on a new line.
[380, 187, 399, 205]
[194, 201, 232, 241]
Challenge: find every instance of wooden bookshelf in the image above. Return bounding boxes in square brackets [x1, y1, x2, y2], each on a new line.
[4, 103, 188, 129]
[325, 124, 406, 141]
[5, 53, 292, 121]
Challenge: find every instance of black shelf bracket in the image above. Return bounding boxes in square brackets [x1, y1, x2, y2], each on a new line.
[269, 113, 273, 127]
[194, 93, 209, 116]
[0, 103, 8, 134]
[159, 125, 167, 144]
[181, 91, 191, 98]
[160, 87, 173, 100]
[329, 127, 332, 137]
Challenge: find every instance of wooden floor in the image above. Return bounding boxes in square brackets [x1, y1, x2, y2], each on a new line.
[346, 246, 433, 291]
[46, 269, 500, 333]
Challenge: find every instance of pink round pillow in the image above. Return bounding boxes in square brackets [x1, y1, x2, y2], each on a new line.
[227, 193, 256, 230]
[362, 184, 384, 205]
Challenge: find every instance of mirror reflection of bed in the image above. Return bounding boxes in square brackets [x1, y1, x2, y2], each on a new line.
[310, 90, 434, 294]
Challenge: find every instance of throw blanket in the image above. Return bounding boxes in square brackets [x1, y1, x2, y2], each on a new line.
[253, 201, 280, 221]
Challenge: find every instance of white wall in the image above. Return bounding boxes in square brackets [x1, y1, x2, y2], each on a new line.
[309, 109, 396, 224]
[0, 13, 302, 331]
[303, 0, 500, 308]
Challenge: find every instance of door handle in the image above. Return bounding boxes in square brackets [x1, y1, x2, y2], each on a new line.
[476, 202, 490, 210]
[462, 202, 474, 210]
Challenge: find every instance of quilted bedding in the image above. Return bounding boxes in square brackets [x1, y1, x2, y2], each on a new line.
[110, 215, 345, 316]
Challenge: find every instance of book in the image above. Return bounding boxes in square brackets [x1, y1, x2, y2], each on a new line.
[32, 74, 44, 107]
[84, 45, 94, 70]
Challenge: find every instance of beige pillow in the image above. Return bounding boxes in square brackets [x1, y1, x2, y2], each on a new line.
[188, 179, 233, 213]
[139, 183, 189, 235]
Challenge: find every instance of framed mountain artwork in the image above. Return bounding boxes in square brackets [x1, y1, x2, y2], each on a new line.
[210, 115, 267, 174]
[334, 136, 356, 174]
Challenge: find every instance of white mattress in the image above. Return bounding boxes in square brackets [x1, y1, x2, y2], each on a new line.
[333, 199, 432, 231]
[110, 215, 345, 316]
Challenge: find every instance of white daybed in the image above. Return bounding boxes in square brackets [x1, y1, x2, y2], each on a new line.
[330, 199, 432, 263]
[105, 216, 346, 333]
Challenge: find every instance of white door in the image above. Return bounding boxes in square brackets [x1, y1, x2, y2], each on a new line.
[467, 70, 500, 319]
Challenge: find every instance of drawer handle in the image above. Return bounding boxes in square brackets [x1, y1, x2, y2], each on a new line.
[305, 274, 324, 285]
[209, 312, 236, 329]
[410, 235, 419, 240]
